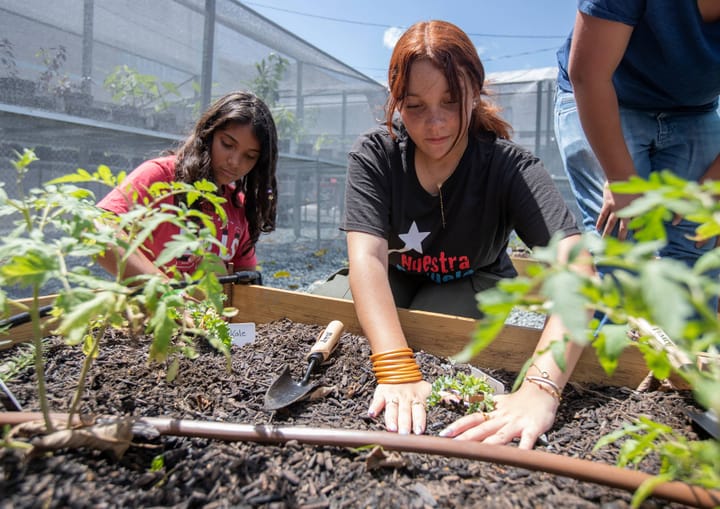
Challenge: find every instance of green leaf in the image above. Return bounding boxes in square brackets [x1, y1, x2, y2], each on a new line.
[640, 263, 692, 338]
[46, 168, 94, 184]
[693, 247, 720, 275]
[0, 251, 56, 287]
[58, 292, 117, 345]
[636, 342, 672, 380]
[541, 271, 588, 343]
[147, 301, 176, 363]
[592, 324, 630, 375]
[166, 357, 180, 382]
[632, 473, 675, 508]
[150, 454, 165, 472]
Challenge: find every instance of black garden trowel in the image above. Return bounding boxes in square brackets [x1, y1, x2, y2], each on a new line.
[264, 320, 345, 411]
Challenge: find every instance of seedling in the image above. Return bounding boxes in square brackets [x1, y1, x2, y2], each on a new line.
[427, 372, 495, 414]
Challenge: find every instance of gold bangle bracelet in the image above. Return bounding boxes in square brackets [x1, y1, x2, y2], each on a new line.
[529, 364, 562, 389]
[371, 357, 416, 368]
[370, 347, 413, 361]
[376, 374, 423, 384]
[373, 366, 421, 377]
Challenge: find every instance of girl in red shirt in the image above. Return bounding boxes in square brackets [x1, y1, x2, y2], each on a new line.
[97, 91, 278, 278]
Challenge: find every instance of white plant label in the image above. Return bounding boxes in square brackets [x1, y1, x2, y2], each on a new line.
[229, 322, 255, 346]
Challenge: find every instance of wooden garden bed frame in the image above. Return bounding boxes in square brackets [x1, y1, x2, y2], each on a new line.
[5, 256, 710, 389]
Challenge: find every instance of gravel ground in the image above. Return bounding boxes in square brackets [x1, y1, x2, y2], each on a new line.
[254, 227, 348, 294]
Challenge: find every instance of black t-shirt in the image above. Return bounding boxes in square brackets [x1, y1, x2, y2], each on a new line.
[342, 122, 580, 284]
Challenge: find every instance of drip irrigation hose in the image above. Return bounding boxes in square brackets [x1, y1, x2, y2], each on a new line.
[1, 412, 718, 508]
[0, 271, 262, 330]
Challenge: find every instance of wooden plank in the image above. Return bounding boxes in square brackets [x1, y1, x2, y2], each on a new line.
[4, 294, 57, 316]
[0, 255, 550, 345]
[0, 283, 668, 389]
[230, 284, 652, 388]
[1, 295, 58, 349]
[510, 255, 542, 276]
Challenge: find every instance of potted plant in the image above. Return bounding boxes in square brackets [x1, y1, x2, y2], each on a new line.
[30, 45, 103, 119]
[247, 53, 307, 153]
[0, 38, 35, 106]
[33, 45, 69, 111]
[103, 64, 180, 129]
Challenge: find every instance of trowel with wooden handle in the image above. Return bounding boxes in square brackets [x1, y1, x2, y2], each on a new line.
[264, 320, 345, 411]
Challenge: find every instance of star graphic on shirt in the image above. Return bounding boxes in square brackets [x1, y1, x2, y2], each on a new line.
[396, 221, 430, 254]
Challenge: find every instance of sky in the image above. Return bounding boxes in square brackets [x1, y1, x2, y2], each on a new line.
[243, 0, 579, 84]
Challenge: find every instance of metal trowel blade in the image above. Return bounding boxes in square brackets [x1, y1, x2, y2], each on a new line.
[263, 365, 318, 411]
[688, 408, 719, 440]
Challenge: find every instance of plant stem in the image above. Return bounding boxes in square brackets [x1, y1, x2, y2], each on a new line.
[30, 284, 53, 432]
[66, 326, 103, 428]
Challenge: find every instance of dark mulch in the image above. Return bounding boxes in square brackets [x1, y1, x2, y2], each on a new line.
[0, 319, 708, 508]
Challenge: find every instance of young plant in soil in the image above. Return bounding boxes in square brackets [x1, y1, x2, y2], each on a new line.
[458, 170, 720, 505]
[426, 372, 495, 415]
[0, 150, 234, 443]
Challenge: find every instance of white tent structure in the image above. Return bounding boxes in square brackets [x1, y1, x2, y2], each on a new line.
[486, 67, 581, 222]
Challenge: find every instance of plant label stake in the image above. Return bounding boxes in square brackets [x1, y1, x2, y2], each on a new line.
[264, 320, 344, 411]
[634, 318, 719, 440]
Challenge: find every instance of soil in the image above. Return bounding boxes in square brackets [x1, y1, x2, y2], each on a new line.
[0, 319, 709, 509]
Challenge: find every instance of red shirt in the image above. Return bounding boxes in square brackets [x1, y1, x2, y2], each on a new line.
[97, 156, 256, 274]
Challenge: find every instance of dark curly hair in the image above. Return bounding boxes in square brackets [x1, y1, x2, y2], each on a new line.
[174, 91, 278, 258]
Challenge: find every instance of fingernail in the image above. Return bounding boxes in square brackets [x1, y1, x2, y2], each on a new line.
[398, 428, 410, 435]
[438, 428, 451, 437]
[387, 424, 397, 432]
[413, 426, 423, 435]
[367, 410, 376, 418]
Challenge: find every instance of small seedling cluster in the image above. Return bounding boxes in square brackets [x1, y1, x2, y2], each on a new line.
[427, 372, 495, 415]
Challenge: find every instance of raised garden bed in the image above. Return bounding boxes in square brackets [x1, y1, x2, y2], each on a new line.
[0, 305, 711, 507]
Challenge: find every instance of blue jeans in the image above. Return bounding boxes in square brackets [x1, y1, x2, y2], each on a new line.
[554, 88, 720, 269]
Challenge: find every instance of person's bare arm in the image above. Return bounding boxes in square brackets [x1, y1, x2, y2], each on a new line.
[347, 231, 406, 352]
[569, 11, 638, 239]
[700, 153, 720, 183]
[94, 219, 165, 280]
[347, 231, 431, 435]
[569, 12, 634, 182]
[441, 234, 596, 449]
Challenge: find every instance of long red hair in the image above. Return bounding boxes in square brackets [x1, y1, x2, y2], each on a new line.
[386, 20, 511, 141]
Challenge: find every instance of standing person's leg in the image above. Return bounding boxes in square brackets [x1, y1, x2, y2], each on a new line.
[647, 109, 720, 267]
[553, 89, 608, 235]
[648, 109, 720, 312]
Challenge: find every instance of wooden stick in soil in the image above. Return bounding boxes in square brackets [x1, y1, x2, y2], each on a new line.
[1, 412, 718, 508]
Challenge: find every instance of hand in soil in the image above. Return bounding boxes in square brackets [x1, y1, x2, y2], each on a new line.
[368, 380, 431, 435]
[440, 382, 559, 449]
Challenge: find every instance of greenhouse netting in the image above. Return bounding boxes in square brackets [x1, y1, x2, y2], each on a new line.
[0, 0, 579, 242]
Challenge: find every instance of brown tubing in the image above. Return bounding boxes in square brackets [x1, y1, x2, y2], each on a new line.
[2, 412, 719, 508]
